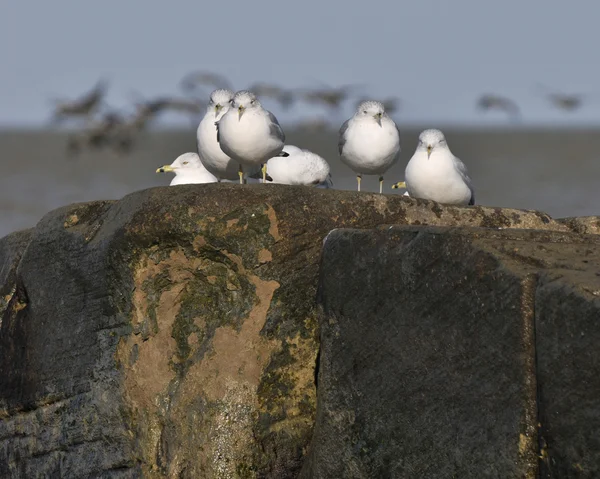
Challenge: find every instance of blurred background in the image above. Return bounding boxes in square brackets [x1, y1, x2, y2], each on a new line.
[2, 0, 600, 237]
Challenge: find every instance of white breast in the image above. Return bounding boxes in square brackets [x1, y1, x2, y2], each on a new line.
[218, 110, 283, 167]
[197, 111, 240, 180]
[405, 150, 472, 205]
[341, 118, 400, 175]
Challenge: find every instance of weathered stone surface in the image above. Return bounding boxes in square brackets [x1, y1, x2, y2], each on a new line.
[0, 184, 592, 478]
[535, 260, 600, 477]
[0, 229, 32, 319]
[303, 226, 600, 478]
[558, 215, 600, 235]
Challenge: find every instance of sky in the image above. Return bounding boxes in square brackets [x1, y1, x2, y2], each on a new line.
[2, 0, 600, 127]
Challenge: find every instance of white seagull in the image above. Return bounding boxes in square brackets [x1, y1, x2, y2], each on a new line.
[338, 100, 401, 193]
[259, 145, 333, 188]
[196, 89, 242, 181]
[156, 152, 218, 186]
[404, 129, 475, 205]
[215, 90, 288, 184]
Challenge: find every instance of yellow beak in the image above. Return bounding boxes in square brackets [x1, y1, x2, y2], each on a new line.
[156, 165, 174, 173]
[374, 112, 382, 126]
[215, 104, 222, 115]
[427, 145, 432, 158]
[238, 105, 245, 120]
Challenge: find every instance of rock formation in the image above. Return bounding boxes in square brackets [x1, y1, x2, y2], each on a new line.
[303, 226, 600, 478]
[0, 184, 597, 477]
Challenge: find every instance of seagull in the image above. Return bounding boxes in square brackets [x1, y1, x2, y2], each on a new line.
[404, 129, 475, 205]
[180, 71, 234, 94]
[535, 84, 585, 112]
[476, 94, 520, 122]
[338, 100, 401, 193]
[255, 145, 333, 188]
[156, 152, 218, 186]
[215, 90, 288, 184]
[248, 82, 296, 110]
[50, 78, 109, 125]
[196, 89, 243, 181]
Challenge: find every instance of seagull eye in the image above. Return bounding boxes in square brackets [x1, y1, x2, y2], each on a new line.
[363, 110, 367, 114]
[250, 99, 256, 105]
[183, 161, 189, 165]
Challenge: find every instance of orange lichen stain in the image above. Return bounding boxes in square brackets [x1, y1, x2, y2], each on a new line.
[12, 301, 27, 313]
[226, 218, 240, 228]
[207, 275, 218, 284]
[258, 248, 272, 264]
[181, 274, 280, 402]
[63, 214, 79, 228]
[265, 204, 282, 242]
[177, 249, 280, 402]
[193, 235, 207, 250]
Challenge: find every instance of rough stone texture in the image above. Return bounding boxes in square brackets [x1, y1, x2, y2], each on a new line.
[558, 215, 600, 235]
[303, 226, 600, 478]
[0, 184, 593, 478]
[0, 229, 32, 320]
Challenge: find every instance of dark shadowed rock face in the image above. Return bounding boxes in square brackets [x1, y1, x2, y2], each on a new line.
[0, 229, 32, 320]
[303, 226, 600, 479]
[0, 184, 592, 478]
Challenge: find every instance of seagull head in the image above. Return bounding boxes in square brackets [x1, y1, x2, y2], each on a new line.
[208, 89, 234, 117]
[232, 90, 260, 120]
[418, 129, 447, 159]
[156, 152, 203, 174]
[356, 100, 386, 126]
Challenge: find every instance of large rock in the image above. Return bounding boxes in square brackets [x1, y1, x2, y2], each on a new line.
[0, 184, 588, 477]
[303, 226, 600, 478]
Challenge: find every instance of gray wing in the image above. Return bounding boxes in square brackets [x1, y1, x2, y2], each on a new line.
[267, 111, 285, 143]
[453, 156, 475, 205]
[338, 119, 350, 155]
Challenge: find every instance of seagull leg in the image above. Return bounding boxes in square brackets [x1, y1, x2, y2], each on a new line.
[238, 164, 244, 184]
[379, 176, 384, 194]
[261, 164, 267, 183]
[391, 181, 406, 190]
[357, 175, 362, 192]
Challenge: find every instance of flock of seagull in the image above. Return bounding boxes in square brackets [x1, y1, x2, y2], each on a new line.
[156, 88, 475, 205]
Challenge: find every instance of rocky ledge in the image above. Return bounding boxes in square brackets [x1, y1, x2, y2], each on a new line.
[0, 184, 597, 478]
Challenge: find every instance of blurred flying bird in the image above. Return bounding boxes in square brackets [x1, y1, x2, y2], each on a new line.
[127, 95, 203, 129]
[298, 83, 364, 113]
[536, 84, 585, 112]
[50, 79, 109, 125]
[66, 109, 132, 156]
[248, 82, 296, 110]
[476, 94, 521, 122]
[180, 71, 233, 94]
